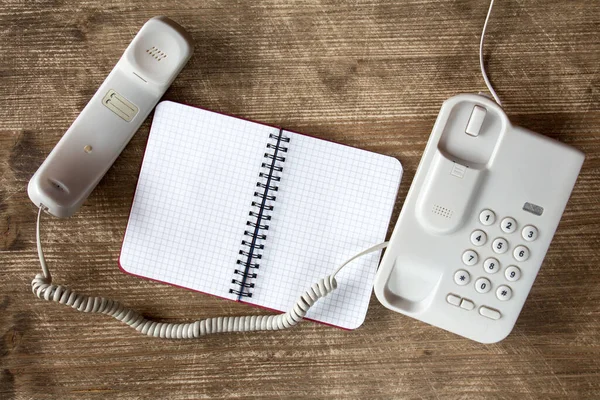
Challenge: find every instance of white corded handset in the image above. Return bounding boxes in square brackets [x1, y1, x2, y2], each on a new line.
[28, 17, 194, 218]
[28, 16, 386, 338]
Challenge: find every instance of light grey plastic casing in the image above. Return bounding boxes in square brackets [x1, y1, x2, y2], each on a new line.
[28, 16, 194, 218]
[374, 94, 584, 343]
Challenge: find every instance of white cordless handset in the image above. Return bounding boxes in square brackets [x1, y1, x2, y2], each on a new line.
[28, 16, 194, 217]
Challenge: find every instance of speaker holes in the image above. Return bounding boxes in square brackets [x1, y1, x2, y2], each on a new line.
[432, 204, 453, 218]
[146, 46, 167, 62]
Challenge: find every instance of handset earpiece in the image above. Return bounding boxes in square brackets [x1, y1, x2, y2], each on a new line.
[28, 16, 194, 218]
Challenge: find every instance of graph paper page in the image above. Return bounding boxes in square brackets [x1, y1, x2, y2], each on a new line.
[120, 101, 278, 300]
[248, 131, 403, 329]
[120, 102, 402, 329]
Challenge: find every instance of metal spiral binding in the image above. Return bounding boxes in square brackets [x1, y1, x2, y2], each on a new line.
[230, 129, 289, 299]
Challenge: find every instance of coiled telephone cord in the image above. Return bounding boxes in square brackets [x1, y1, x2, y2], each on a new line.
[32, 207, 388, 338]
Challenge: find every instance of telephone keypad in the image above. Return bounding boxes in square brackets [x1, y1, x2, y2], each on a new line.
[452, 208, 537, 318]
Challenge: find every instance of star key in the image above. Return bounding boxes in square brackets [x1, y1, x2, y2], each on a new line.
[454, 269, 471, 286]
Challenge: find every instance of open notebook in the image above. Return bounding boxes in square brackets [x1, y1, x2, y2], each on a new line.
[120, 101, 402, 329]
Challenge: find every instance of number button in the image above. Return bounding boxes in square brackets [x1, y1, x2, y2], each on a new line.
[454, 270, 471, 286]
[501, 217, 517, 234]
[496, 285, 512, 301]
[513, 245, 530, 261]
[483, 257, 500, 274]
[462, 250, 479, 266]
[470, 230, 487, 246]
[492, 238, 508, 254]
[522, 225, 538, 241]
[505, 265, 521, 282]
[479, 209, 496, 226]
[475, 277, 492, 293]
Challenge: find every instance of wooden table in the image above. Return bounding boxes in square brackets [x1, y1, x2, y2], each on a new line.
[1, 1, 599, 398]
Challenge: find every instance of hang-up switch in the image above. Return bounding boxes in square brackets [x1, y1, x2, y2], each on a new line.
[465, 105, 487, 137]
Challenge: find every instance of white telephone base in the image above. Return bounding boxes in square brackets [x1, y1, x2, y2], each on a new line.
[374, 94, 584, 343]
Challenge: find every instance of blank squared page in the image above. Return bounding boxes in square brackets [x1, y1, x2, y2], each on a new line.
[249, 131, 402, 329]
[120, 101, 279, 300]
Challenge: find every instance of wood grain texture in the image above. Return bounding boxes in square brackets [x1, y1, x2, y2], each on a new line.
[1, 0, 599, 398]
